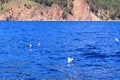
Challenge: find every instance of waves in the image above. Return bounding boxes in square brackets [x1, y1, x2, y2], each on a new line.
[0, 22, 120, 79]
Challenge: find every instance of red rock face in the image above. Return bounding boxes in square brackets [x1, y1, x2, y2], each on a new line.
[0, 0, 92, 20]
[0, 4, 63, 20]
[67, 0, 91, 20]
[41, 4, 63, 20]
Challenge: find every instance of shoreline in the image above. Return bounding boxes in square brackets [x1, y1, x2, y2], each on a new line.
[0, 20, 119, 22]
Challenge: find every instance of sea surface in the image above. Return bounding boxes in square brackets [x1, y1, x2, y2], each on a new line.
[0, 21, 120, 80]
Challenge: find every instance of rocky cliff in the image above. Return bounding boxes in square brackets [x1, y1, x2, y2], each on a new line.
[67, 0, 91, 20]
[0, 0, 98, 20]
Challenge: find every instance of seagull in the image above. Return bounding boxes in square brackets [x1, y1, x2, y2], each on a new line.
[115, 38, 119, 42]
[29, 44, 32, 49]
[38, 42, 41, 46]
[67, 57, 74, 63]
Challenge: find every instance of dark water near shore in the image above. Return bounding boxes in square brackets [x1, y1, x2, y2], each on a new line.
[0, 21, 120, 80]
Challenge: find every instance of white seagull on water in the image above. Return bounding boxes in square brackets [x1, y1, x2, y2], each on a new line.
[115, 38, 119, 42]
[29, 44, 32, 49]
[38, 42, 41, 46]
[67, 57, 74, 63]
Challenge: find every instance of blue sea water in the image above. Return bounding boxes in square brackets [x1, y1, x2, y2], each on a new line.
[0, 21, 120, 80]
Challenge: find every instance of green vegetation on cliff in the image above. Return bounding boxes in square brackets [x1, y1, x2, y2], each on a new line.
[32, 0, 73, 11]
[0, 0, 73, 19]
[31, 0, 73, 18]
[0, 0, 120, 20]
[86, 0, 120, 20]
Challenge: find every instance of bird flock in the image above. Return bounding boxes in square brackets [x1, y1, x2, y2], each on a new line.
[29, 38, 119, 65]
[29, 42, 74, 64]
[29, 43, 41, 49]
